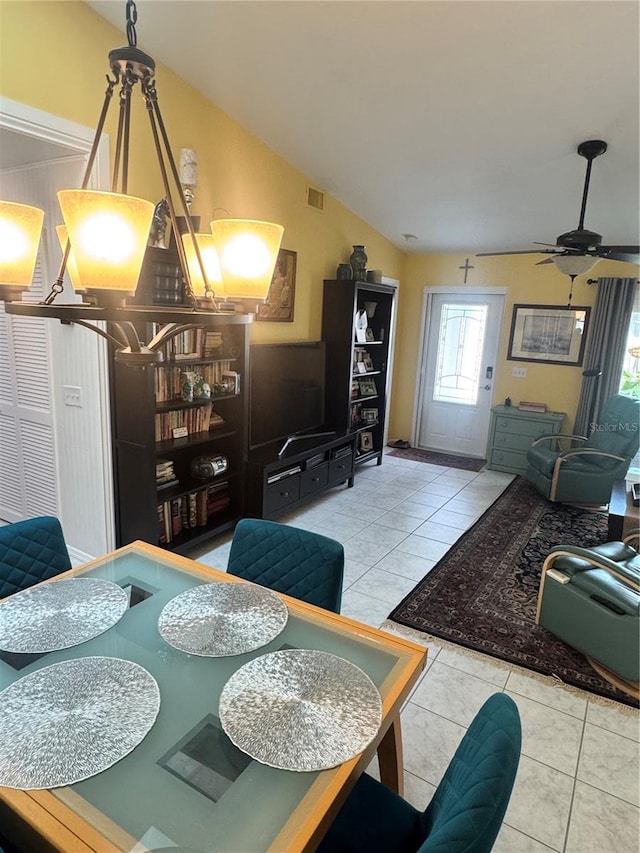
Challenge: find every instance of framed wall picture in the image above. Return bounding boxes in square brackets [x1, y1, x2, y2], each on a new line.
[255, 249, 297, 322]
[507, 304, 591, 365]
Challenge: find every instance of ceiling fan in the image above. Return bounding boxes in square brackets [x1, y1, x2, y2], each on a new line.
[477, 140, 640, 284]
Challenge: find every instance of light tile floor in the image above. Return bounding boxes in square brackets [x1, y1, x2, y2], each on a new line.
[187, 450, 640, 853]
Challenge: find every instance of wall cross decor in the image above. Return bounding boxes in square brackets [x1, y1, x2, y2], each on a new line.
[459, 257, 475, 284]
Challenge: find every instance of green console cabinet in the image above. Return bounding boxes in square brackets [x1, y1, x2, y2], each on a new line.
[486, 405, 565, 476]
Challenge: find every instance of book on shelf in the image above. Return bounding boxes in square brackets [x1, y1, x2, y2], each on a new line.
[171, 498, 182, 537]
[188, 492, 198, 528]
[156, 482, 231, 544]
[517, 401, 547, 413]
[158, 504, 167, 544]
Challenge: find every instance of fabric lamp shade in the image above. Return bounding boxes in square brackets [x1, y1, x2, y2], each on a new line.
[0, 201, 45, 298]
[55, 225, 84, 293]
[210, 219, 284, 299]
[181, 232, 225, 298]
[57, 190, 154, 301]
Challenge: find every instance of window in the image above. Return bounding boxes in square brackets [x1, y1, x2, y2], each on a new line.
[619, 283, 640, 478]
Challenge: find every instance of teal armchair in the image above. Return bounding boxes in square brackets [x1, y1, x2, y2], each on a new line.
[536, 531, 639, 700]
[525, 395, 640, 504]
[317, 693, 521, 853]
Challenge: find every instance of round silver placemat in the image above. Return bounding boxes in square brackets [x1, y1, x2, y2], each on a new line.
[0, 578, 129, 653]
[0, 656, 160, 789]
[219, 649, 383, 771]
[158, 582, 288, 657]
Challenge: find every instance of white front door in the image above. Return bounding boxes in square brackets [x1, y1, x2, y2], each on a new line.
[416, 290, 504, 457]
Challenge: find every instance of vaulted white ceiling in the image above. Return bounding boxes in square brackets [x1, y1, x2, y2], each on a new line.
[85, 1, 640, 256]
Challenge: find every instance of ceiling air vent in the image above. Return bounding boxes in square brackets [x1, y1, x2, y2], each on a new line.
[307, 186, 325, 212]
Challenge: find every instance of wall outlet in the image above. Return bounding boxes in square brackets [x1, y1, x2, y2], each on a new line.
[63, 385, 83, 407]
[511, 367, 527, 378]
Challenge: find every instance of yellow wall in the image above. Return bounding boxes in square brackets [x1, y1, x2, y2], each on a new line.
[388, 254, 639, 439]
[2, 1, 638, 441]
[0, 0, 404, 348]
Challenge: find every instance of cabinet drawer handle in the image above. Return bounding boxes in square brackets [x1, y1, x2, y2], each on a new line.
[311, 477, 320, 483]
[337, 463, 346, 470]
[280, 490, 289, 498]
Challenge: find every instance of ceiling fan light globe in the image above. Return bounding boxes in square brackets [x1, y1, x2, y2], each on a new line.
[552, 254, 598, 277]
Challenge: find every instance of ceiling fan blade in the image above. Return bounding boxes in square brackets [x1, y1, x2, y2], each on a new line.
[594, 246, 640, 263]
[533, 241, 582, 252]
[476, 249, 558, 257]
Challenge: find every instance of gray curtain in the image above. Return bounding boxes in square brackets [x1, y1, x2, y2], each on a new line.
[574, 276, 637, 436]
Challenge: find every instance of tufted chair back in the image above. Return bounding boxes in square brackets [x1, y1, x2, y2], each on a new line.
[317, 693, 521, 853]
[419, 693, 522, 852]
[0, 516, 72, 599]
[227, 518, 344, 612]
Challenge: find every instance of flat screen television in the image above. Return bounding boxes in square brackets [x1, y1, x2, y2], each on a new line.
[249, 341, 329, 451]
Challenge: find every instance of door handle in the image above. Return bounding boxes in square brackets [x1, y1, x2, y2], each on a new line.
[483, 385, 492, 390]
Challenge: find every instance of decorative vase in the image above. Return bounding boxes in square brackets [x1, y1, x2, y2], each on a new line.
[349, 245, 367, 281]
[336, 263, 352, 280]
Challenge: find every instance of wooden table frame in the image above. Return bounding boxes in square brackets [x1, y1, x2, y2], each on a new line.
[0, 541, 427, 853]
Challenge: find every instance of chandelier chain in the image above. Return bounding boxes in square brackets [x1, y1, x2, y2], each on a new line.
[125, 0, 137, 47]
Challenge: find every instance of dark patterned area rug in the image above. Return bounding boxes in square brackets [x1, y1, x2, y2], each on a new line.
[388, 447, 486, 471]
[389, 477, 638, 708]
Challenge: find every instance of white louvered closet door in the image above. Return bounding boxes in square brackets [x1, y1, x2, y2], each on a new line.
[0, 247, 58, 522]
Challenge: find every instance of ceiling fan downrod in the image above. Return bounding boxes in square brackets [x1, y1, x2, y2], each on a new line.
[576, 139, 607, 232]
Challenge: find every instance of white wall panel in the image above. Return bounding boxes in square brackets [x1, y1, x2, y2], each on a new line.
[1, 145, 114, 556]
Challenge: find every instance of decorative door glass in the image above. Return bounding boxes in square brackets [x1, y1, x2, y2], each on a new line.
[433, 303, 487, 405]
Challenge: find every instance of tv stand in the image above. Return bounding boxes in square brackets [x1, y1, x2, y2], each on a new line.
[247, 430, 356, 519]
[278, 430, 336, 457]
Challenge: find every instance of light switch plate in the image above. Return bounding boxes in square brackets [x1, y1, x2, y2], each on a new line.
[511, 367, 527, 378]
[63, 385, 83, 407]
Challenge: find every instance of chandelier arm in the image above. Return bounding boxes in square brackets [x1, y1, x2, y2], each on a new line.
[112, 78, 132, 193]
[43, 78, 118, 304]
[110, 321, 145, 352]
[147, 322, 205, 352]
[145, 84, 208, 307]
[139, 84, 195, 311]
[63, 319, 131, 349]
[122, 76, 133, 194]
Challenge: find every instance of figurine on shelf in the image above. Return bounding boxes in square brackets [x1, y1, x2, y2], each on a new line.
[181, 371, 198, 402]
[194, 376, 211, 400]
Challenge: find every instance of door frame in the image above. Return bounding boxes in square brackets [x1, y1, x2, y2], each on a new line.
[0, 95, 114, 561]
[412, 286, 507, 451]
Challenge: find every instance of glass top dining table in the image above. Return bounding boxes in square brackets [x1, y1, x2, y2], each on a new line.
[0, 541, 427, 853]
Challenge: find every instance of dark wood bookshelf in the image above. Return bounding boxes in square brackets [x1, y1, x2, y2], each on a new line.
[109, 314, 252, 551]
[322, 280, 396, 466]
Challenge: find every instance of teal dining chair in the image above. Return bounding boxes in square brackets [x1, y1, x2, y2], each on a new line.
[317, 693, 522, 853]
[226, 518, 344, 612]
[0, 516, 72, 599]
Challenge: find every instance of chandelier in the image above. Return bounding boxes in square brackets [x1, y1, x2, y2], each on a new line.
[0, 1, 283, 365]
